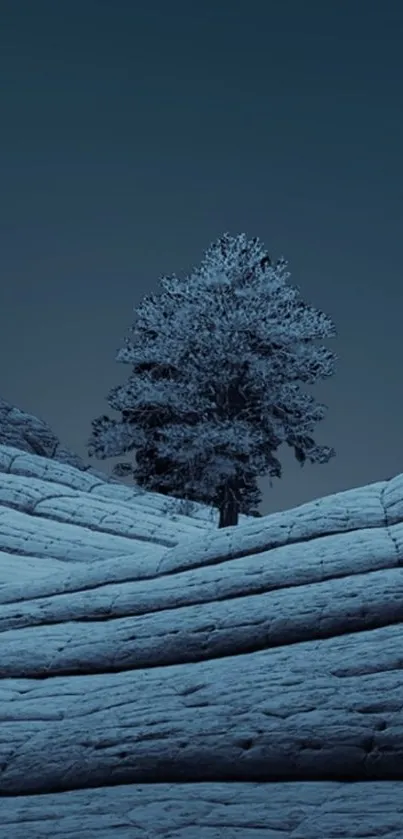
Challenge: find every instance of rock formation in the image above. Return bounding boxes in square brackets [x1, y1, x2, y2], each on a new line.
[0, 408, 403, 836]
[0, 396, 110, 477]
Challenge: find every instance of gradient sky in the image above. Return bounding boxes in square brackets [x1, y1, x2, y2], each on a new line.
[1, 1, 403, 515]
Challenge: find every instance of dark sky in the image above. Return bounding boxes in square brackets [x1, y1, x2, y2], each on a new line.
[1, 1, 403, 515]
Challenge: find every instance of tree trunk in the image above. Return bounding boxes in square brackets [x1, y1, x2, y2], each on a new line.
[218, 478, 240, 527]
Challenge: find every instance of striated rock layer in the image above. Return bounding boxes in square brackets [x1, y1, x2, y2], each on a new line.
[0, 441, 403, 837]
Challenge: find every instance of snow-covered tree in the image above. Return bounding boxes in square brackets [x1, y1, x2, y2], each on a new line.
[88, 233, 337, 528]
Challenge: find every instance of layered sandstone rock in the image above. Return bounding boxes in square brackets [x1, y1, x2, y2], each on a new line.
[0, 438, 403, 837]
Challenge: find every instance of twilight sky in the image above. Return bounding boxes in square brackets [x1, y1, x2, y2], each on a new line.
[1, 0, 403, 515]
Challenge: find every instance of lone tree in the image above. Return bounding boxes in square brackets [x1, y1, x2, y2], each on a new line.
[88, 233, 337, 528]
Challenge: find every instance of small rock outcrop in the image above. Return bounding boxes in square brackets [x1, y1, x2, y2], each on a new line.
[0, 396, 107, 474]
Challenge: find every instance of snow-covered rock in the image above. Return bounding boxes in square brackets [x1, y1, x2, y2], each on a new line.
[1, 442, 403, 837]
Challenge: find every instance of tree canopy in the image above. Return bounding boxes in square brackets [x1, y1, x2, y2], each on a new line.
[89, 233, 337, 526]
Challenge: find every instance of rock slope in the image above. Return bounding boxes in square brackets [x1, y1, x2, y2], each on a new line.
[0, 442, 403, 837]
[0, 397, 93, 470]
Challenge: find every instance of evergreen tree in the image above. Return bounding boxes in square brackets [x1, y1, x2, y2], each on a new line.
[89, 233, 337, 527]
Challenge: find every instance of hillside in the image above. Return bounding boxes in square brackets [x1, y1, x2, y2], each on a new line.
[0, 434, 403, 836]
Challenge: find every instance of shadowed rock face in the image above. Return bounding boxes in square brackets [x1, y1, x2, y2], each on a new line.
[0, 397, 86, 465]
[0, 405, 403, 836]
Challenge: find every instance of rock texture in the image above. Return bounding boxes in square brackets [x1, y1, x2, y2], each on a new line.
[0, 396, 116, 481]
[1, 441, 403, 836]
